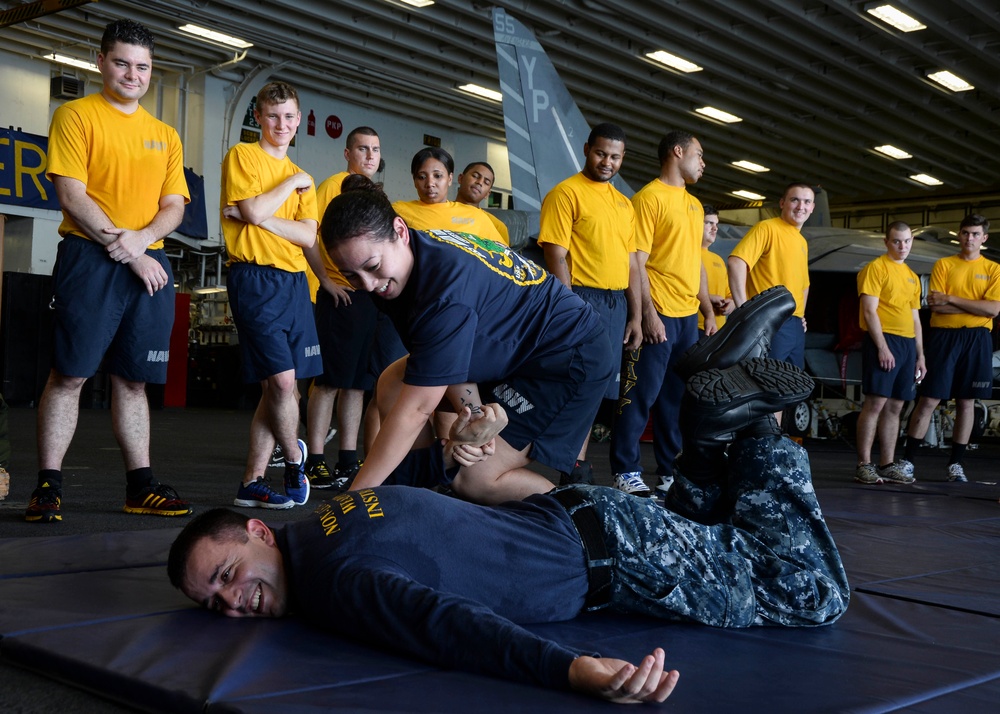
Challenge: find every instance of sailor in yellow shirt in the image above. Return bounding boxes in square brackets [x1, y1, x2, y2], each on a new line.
[609, 131, 715, 498]
[902, 214, 1000, 483]
[700, 206, 733, 331]
[393, 148, 507, 245]
[728, 183, 814, 369]
[854, 222, 924, 486]
[28, 19, 192, 525]
[302, 127, 391, 491]
[455, 160, 511, 246]
[221, 81, 321, 510]
[538, 122, 640, 488]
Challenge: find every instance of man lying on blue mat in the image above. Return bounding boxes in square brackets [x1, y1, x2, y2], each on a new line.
[168, 287, 850, 704]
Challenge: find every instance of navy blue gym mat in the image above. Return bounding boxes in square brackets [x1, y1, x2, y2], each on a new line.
[2, 485, 999, 712]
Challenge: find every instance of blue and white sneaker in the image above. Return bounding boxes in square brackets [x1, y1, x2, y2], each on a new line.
[234, 477, 294, 509]
[284, 438, 311, 505]
[613, 471, 653, 498]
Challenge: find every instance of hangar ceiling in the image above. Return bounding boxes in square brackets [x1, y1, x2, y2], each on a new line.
[3, 0, 1000, 209]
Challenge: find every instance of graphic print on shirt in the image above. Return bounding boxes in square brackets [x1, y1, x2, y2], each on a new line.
[427, 230, 547, 286]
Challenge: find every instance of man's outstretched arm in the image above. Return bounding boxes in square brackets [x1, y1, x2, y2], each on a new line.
[569, 649, 680, 703]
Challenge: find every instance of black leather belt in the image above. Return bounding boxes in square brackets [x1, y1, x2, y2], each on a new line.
[552, 488, 612, 609]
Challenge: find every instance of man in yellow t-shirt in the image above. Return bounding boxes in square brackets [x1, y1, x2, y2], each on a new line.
[221, 81, 320, 510]
[538, 122, 640, 488]
[27, 19, 191, 524]
[728, 183, 813, 368]
[302, 127, 387, 490]
[902, 214, 1000, 482]
[456, 161, 510, 245]
[700, 206, 732, 332]
[610, 131, 715, 497]
[854, 222, 923, 486]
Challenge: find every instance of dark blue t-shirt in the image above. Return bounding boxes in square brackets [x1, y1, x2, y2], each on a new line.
[377, 229, 601, 386]
[277, 484, 590, 689]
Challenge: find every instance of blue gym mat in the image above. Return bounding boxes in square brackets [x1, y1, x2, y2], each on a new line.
[2, 485, 998, 712]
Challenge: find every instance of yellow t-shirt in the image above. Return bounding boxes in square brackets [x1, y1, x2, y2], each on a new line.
[484, 211, 511, 246]
[221, 142, 317, 273]
[537, 172, 635, 290]
[857, 254, 920, 337]
[730, 217, 809, 318]
[46, 93, 190, 250]
[631, 180, 703, 317]
[312, 170, 352, 290]
[702, 247, 730, 330]
[392, 200, 506, 245]
[929, 254, 1000, 330]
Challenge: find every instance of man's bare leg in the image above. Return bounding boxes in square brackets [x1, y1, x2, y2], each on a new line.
[110, 375, 151, 471]
[37, 370, 86, 471]
[452, 437, 553, 505]
[877, 398, 904, 464]
[856, 395, 887, 465]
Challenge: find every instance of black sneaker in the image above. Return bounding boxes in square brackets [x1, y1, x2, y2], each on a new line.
[332, 460, 362, 491]
[268, 444, 284, 469]
[306, 459, 338, 489]
[25, 486, 62, 523]
[559, 460, 594, 486]
[123, 483, 193, 516]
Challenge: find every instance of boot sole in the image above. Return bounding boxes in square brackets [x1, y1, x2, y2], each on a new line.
[686, 358, 814, 414]
[675, 285, 795, 380]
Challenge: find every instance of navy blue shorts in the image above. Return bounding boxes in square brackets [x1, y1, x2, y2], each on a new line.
[228, 263, 322, 383]
[483, 325, 613, 474]
[314, 288, 377, 390]
[861, 333, 917, 400]
[769, 315, 805, 368]
[369, 312, 407, 382]
[920, 327, 993, 400]
[572, 286, 627, 399]
[51, 235, 174, 383]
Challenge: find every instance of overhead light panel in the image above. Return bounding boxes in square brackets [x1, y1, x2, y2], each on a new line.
[43, 53, 98, 73]
[457, 83, 502, 102]
[732, 189, 766, 201]
[731, 160, 769, 173]
[393, 0, 435, 7]
[865, 4, 926, 32]
[909, 173, 943, 186]
[873, 144, 912, 159]
[695, 106, 742, 124]
[926, 70, 974, 92]
[644, 50, 702, 73]
[178, 23, 253, 49]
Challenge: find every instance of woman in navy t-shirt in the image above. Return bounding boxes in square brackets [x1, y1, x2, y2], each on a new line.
[320, 177, 612, 504]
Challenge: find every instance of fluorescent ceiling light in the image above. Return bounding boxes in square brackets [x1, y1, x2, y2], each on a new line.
[395, 0, 435, 7]
[909, 173, 943, 186]
[43, 53, 99, 72]
[873, 144, 912, 159]
[178, 24, 253, 49]
[457, 83, 502, 102]
[695, 106, 742, 123]
[732, 189, 766, 201]
[926, 70, 974, 92]
[731, 160, 769, 173]
[865, 4, 926, 32]
[644, 50, 702, 73]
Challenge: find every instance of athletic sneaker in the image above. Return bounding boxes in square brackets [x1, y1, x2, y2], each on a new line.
[946, 463, 968, 483]
[613, 471, 653, 497]
[234, 477, 294, 509]
[268, 444, 284, 469]
[332, 460, 363, 491]
[25, 486, 62, 523]
[284, 438, 311, 505]
[123, 483, 192, 516]
[877, 462, 915, 484]
[894, 459, 915, 477]
[306, 460, 338, 489]
[854, 463, 882, 485]
[655, 474, 675, 494]
[559, 461, 594, 486]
